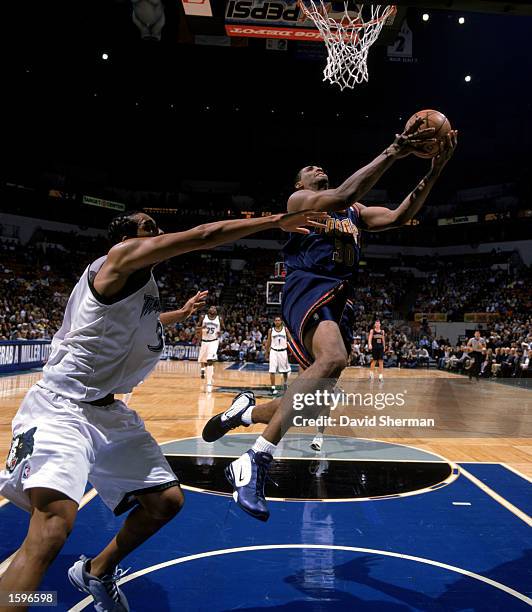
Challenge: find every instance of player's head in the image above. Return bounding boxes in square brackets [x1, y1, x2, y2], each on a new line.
[108, 211, 164, 244]
[294, 165, 328, 191]
[474, 330, 481, 338]
[274, 316, 282, 328]
[208, 306, 217, 317]
[374, 319, 381, 328]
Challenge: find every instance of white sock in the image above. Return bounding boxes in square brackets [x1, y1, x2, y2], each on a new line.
[241, 406, 254, 425]
[379, 373, 383, 380]
[206, 365, 214, 385]
[252, 435, 277, 456]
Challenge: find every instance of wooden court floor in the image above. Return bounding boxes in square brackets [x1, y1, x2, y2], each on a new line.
[1, 360, 530, 503]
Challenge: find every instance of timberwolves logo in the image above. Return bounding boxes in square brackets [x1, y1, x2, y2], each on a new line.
[141, 294, 161, 318]
[6, 427, 37, 474]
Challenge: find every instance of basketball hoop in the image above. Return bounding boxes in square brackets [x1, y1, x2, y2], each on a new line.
[297, 2, 397, 90]
[274, 261, 287, 278]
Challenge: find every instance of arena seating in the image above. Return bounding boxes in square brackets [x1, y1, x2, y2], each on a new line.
[1, 233, 530, 373]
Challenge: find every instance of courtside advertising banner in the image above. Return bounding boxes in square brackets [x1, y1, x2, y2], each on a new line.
[0, 341, 52, 374]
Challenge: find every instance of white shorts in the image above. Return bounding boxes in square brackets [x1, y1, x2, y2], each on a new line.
[198, 340, 219, 362]
[268, 349, 290, 374]
[0, 384, 178, 515]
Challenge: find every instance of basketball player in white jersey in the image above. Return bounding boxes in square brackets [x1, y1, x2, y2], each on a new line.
[0, 208, 324, 612]
[265, 316, 290, 394]
[197, 305, 222, 392]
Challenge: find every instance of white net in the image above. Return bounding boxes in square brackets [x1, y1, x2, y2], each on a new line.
[297, 2, 396, 90]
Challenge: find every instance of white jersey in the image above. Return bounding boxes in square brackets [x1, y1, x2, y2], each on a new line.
[202, 315, 220, 342]
[41, 256, 164, 401]
[271, 325, 288, 351]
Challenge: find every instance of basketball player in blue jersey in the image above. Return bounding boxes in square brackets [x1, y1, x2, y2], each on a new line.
[203, 123, 458, 521]
[0, 209, 324, 612]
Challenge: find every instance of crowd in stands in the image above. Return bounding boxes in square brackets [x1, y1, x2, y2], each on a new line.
[0, 239, 76, 342]
[436, 324, 532, 379]
[1, 230, 531, 380]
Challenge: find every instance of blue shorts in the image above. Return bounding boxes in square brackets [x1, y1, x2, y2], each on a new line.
[281, 271, 355, 370]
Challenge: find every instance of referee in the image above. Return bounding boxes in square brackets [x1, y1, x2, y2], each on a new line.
[467, 330, 486, 381]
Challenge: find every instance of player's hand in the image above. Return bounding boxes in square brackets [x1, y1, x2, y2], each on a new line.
[276, 210, 328, 234]
[389, 116, 437, 158]
[368, 345, 372, 351]
[431, 130, 458, 172]
[181, 290, 208, 319]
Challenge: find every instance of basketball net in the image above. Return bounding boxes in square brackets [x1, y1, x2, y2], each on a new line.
[297, 2, 396, 90]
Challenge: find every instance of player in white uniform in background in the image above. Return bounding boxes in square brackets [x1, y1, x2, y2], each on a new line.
[0, 208, 323, 612]
[265, 316, 290, 394]
[197, 306, 222, 393]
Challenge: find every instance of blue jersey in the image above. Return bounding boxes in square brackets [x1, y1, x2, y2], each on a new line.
[283, 206, 361, 282]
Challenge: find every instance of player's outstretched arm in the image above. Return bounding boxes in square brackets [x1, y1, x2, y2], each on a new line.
[111, 210, 325, 270]
[288, 119, 436, 214]
[93, 210, 326, 298]
[357, 131, 458, 231]
[160, 290, 208, 325]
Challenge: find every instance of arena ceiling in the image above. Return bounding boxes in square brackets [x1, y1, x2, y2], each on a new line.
[3, 2, 531, 193]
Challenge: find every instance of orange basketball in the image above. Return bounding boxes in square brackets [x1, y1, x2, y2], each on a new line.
[405, 109, 452, 158]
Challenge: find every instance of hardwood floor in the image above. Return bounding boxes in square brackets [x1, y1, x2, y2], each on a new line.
[1, 361, 530, 506]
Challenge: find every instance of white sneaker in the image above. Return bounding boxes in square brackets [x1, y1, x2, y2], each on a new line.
[68, 556, 129, 612]
[310, 434, 323, 452]
[378, 375, 384, 383]
[206, 383, 213, 393]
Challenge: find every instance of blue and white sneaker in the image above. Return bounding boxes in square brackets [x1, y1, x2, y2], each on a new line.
[225, 449, 273, 522]
[68, 555, 130, 612]
[202, 391, 255, 443]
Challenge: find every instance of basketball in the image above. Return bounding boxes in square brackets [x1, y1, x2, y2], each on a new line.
[405, 109, 452, 158]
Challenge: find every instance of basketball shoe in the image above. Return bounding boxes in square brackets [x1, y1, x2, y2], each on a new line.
[310, 433, 323, 452]
[68, 556, 129, 612]
[225, 449, 273, 521]
[202, 391, 255, 442]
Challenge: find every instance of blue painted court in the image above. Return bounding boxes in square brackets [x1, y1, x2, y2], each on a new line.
[1, 435, 530, 611]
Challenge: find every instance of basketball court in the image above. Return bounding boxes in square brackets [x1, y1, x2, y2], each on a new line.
[1, 0, 531, 610]
[1, 361, 530, 610]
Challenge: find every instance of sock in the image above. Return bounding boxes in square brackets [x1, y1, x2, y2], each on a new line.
[206, 365, 214, 385]
[252, 435, 277, 456]
[241, 406, 254, 425]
